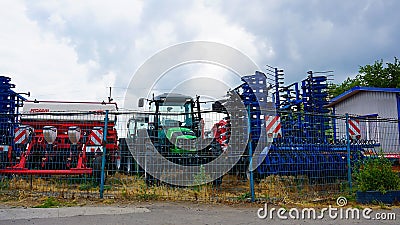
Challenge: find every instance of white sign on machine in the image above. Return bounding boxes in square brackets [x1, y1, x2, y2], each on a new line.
[21, 100, 118, 121]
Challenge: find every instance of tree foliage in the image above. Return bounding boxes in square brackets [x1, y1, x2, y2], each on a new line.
[328, 57, 400, 98]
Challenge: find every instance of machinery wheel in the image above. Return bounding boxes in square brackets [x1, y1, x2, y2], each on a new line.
[145, 173, 160, 186]
[201, 141, 224, 185]
[124, 156, 133, 174]
[200, 140, 222, 164]
[106, 159, 118, 176]
[119, 138, 135, 174]
[212, 176, 223, 186]
[92, 156, 103, 185]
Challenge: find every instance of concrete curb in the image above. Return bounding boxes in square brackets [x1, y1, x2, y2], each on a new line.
[0, 206, 150, 221]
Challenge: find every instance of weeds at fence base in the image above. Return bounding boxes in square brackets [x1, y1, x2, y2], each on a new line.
[0, 173, 348, 206]
[33, 197, 62, 208]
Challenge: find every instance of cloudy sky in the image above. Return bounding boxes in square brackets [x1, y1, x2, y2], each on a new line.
[1, 0, 399, 109]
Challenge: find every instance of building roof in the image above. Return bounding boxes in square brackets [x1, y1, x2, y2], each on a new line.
[326, 86, 400, 107]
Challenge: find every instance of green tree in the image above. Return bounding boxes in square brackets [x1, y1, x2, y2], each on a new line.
[328, 75, 362, 98]
[360, 57, 400, 88]
[329, 57, 400, 98]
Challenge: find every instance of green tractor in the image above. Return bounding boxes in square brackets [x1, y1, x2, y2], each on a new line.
[134, 93, 223, 185]
[138, 93, 222, 165]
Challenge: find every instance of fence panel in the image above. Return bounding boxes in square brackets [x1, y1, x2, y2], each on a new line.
[0, 110, 398, 203]
[0, 111, 117, 199]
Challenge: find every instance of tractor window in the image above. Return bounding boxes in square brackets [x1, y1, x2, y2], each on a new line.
[127, 118, 148, 137]
[127, 119, 136, 137]
[157, 102, 193, 127]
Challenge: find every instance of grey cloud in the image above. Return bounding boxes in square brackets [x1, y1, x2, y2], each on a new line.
[213, 0, 400, 83]
[22, 0, 400, 94]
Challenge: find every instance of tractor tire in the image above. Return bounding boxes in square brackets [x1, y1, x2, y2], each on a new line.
[92, 156, 103, 185]
[145, 173, 160, 186]
[212, 176, 223, 186]
[201, 140, 222, 164]
[106, 159, 118, 176]
[119, 138, 136, 174]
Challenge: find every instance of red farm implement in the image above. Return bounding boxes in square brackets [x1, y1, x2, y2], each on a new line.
[0, 100, 119, 176]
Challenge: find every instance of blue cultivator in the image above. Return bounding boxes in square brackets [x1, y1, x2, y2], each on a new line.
[0, 76, 26, 167]
[229, 69, 380, 182]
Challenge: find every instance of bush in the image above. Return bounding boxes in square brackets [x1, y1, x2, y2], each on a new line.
[354, 156, 400, 193]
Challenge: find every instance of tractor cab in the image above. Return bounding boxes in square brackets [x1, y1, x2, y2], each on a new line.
[152, 93, 198, 128]
[139, 93, 203, 157]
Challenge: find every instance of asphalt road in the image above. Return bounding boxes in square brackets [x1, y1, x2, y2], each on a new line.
[0, 202, 399, 225]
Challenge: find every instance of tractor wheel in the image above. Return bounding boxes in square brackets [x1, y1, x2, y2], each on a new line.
[202, 141, 222, 164]
[92, 156, 103, 185]
[124, 156, 134, 175]
[106, 160, 118, 176]
[212, 176, 223, 186]
[145, 173, 160, 186]
[119, 138, 135, 174]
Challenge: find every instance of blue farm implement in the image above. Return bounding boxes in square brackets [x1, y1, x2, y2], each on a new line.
[0, 76, 26, 170]
[213, 69, 381, 182]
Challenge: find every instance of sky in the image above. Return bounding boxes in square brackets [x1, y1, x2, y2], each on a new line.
[1, 0, 399, 110]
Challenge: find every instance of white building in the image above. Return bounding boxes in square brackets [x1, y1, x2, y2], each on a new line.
[326, 86, 400, 154]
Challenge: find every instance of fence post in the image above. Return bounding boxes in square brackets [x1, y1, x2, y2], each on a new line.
[345, 113, 352, 193]
[100, 110, 109, 199]
[247, 106, 255, 202]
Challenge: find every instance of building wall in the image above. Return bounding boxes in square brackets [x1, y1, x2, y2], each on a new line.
[334, 92, 398, 118]
[333, 91, 399, 153]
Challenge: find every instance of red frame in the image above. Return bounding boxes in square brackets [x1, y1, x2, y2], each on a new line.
[0, 116, 118, 175]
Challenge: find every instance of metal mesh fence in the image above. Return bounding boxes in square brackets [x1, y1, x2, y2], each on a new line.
[0, 110, 399, 202]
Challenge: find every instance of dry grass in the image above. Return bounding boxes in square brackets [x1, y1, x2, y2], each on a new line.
[0, 173, 344, 207]
[256, 175, 345, 204]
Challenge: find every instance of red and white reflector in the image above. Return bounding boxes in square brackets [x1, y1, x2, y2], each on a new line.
[348, 119, 361, 139]
[14, 126, 30, 145]
[89, 127, 103, 145]
[265, 115, 282, 142]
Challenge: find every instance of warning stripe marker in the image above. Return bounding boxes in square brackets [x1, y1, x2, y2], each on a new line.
[348, 119, 361, 136]
[14, 127, 27, 144]
[89, 128, 103, 145]
[265, 115, 282, 138]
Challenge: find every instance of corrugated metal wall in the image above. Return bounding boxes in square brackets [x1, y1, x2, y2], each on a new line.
[335, 91, 397, 118]
[334, 91, 399, 153]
